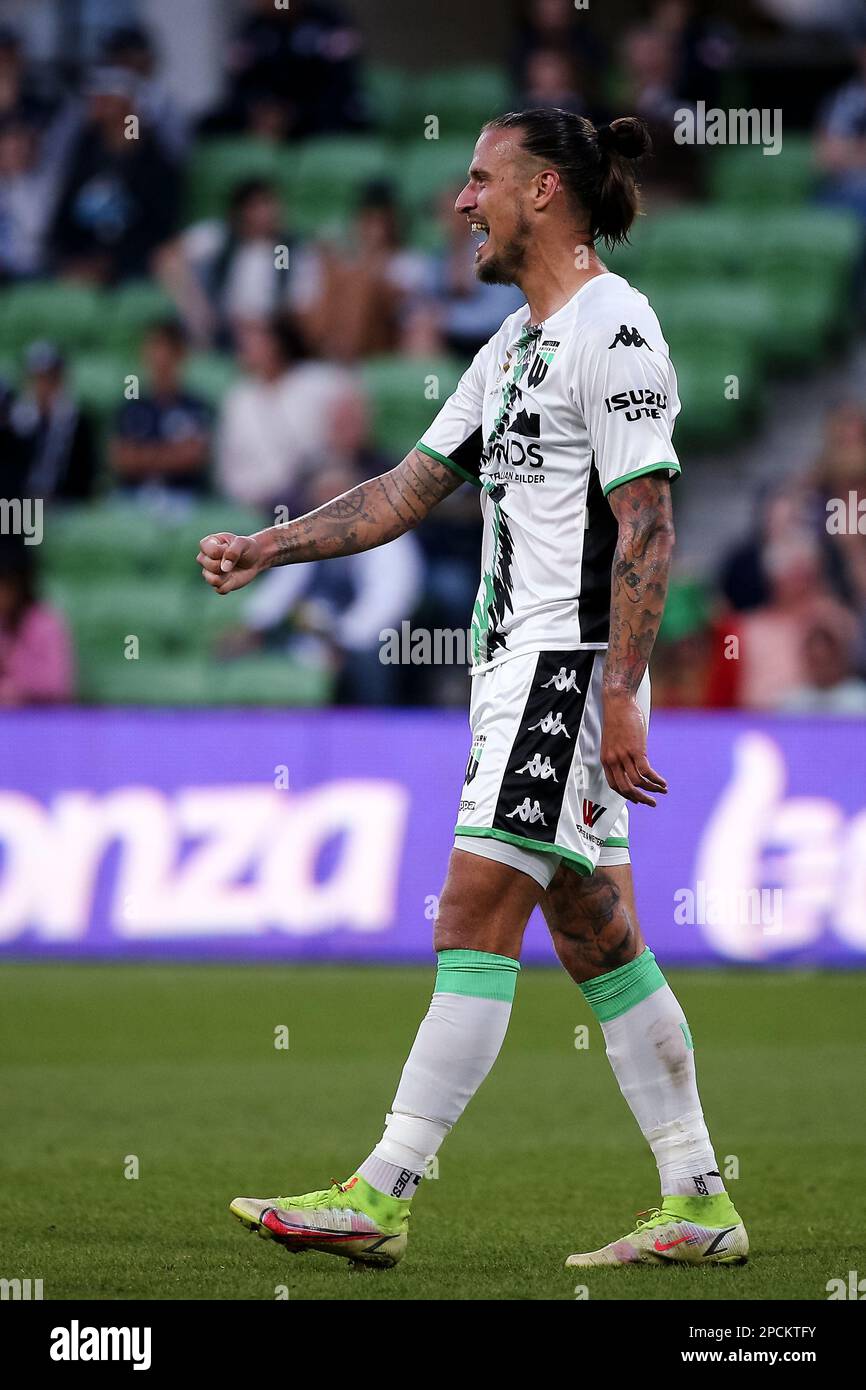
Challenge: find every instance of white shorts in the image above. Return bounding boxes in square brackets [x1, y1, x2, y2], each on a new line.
[453, 649, 651, 891]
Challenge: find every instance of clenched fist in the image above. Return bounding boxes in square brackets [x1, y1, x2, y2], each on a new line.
[196, 532, 266, 595]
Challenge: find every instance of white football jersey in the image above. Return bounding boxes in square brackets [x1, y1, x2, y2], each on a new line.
[417, 272, 681, 673]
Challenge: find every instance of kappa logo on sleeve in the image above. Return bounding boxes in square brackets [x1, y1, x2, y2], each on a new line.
[608, 324, 652, 350]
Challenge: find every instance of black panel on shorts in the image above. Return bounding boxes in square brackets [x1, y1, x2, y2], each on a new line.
[492, 649, 596, 844]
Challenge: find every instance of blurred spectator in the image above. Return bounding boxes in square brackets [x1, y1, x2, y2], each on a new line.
[429, 188, 525, 358]
[0, 541, 74, 705]
[99, 23, 189, 161]
[719, 533, 855, 709]
[215, 316, 355, 510]
[811, 399, 866, 500]
[651, 1, 736, 110]
[296, 181, 430, 361]
[646, 580, 717, 708]
[299, 381, 391, 489]
[0, 113, 58, 280]
[224, 461, 422, 704]
[512, 0, 608, 115]
[10, 342, 97, 502]
[0, 376, 31, 499]
[0, 24, 59, 131]
[109, 320, 211, 502]
[782, 607, 866, 713]
[816, 28, 866, 222]
[157, 178, 300, 348]
[520, 49, 594, 117]
[203, 0, 367, 140]
[49, 66, 180, 284]
[718, 479, 817, 612]
[620, 24, 701, 198]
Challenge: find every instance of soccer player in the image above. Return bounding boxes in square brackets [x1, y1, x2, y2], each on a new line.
[197, 111, 748, 1271]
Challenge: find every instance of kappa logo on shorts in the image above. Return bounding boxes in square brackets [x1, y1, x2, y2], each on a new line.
[516, 752, 558, 781]
[541, 667, 580, 693]
[506, 797, 548, 825]
[528, 710, 572, 738]
[582, 798, 607, 827]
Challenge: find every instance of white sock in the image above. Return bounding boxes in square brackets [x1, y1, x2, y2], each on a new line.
[357, 949, 520, 1199]
[581, 949, 725, 1199]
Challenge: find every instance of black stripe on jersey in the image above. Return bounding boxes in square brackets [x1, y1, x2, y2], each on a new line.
[416, 430, 484, 488]
[578, 453, 618, 644]
[492, 650, 596, 844]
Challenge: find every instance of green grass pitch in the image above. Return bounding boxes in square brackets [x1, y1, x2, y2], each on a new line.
[1, 962, 863, 1301]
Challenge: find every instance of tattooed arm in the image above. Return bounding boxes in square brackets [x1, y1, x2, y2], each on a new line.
[601, 472, 675, 806]
[196, 448, 462, 595]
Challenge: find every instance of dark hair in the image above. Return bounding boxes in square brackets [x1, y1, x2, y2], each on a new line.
[229, 177, 278, 218]
[264, 313, 307, 366]
[0, 539, 36, 631]
[145, 317, 188, 352]
[483, 108, 651, 248]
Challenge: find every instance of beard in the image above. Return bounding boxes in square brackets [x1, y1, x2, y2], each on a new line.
[475, 209, 532, 286]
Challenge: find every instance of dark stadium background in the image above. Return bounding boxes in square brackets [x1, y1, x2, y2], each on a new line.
[0, 0, 863, 1304]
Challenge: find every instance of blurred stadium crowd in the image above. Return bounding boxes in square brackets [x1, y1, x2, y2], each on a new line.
[2, 0, 866, 711]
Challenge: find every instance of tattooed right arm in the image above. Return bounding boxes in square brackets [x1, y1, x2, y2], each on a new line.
[197, 449, 465, 595]
[263, 448, 462, 567]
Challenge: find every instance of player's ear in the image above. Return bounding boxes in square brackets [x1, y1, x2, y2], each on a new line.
[533, 168, 560, 211]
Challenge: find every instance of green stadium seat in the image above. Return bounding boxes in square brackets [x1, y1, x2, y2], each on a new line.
[0, 283, 103, 355]
[658, 579, 710, 644]
[361, 355, 464, 457]
[409, 67, 511, 139]
[673, 353, 759, 450]
[290, 136, 394, 235]
[641, 208, 748, 281]
[750, 207, 861, 362]
[80, 655, 213, 706]
[400, 139, 471, 219]
[365, 64, 412, 138]
[69, 353, 131, 426]
[50, 576, 192, 661]
[708, 135, 816, 207]
[646, 281, 773, 364]
[102, 282, 178, 352]
[203, 656, 333, 707]
[184, 137, 297, 223]
[183, 351, 239, 409]
[40, 502, 164, 582]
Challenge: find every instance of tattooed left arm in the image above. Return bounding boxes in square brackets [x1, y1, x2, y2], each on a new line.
[601, 472, 675, 806]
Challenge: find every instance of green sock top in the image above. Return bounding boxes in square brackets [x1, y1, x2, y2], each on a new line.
[435, 948, 520, 1003]
[578, 947, 667, 1022]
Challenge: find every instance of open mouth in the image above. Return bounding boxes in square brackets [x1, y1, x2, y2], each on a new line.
[470, 220, 489, 255]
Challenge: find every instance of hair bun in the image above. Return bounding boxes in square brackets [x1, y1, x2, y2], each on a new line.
[597, 116, 652, 161]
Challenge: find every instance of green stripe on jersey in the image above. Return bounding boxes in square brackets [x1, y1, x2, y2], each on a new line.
[602, 462, 681, 497]
[415, 441, 482, 488]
